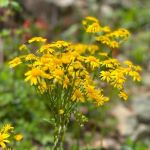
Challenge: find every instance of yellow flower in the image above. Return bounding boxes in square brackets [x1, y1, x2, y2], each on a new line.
[134, 66, 142, 72]
[85, 56, 100, 69]
[71, 44, 87, 54]
[96, 27, 130, 48]
[100, 59, 120, 68]
[87, 45, 99, 54]
[96, 36, 110, 45]
[84, 16, 99, 23]
[72, 89, 85, 102]
[63, 76, 69, 89]
[129, 71, 141, 81]
[39, 54, 53, 65]
[38, 81, 47, 94]
[61, 56, 71, 64]
[110, 69, 126, 89]
[84, 84, 109, 106]
[14, 134, 23, 141]
[124, 60, 133, 67]
[119, 91, 128, 101]
[109, 28, 130, 39]
[19, 44, 27, 51]
[100, 71, 111, 82]
[39, 44, 54, 53]
[96, 36, 120, 48]
[82, 20, 87, 26]
[53, 69, 64, 81]
[0, 124, 22, 149]
[28, 37, 47, 43]
[1, 124, 14, 133]
[50, 41, 71, 49]
[95, 95, 109, 106]
[84, 85, 97, 99]
[9, 57, 22, 68]
[86, 22, 101, 33]
[25, 54, 37, 61]
[59, 109, 64, 115]
[72, 61, 83, 70]
[110, 41, 119, 48]
[25, 68, 43, 85]
[0, 133, 10, 148]
[101, 26, 111, 33]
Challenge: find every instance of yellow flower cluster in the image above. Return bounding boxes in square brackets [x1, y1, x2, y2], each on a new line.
[9, 39, 109, 106]
[9, 17, 141, 107]
[100, 59, 141, 100]
[70, 44, 99, 54]
[0, 124, 23, 149]
[82, 16, 130, 48]
[82, 16, 101, 33]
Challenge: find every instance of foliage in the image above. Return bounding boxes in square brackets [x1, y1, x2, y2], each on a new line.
[1, 0, 149, 149]
[0, 0, 22, 11]
[0, 65, 51, 149]
[121, 138, 149, 150]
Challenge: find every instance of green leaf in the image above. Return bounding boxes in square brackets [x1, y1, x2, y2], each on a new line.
[11, 1, 22, 11]
[0, 29, 11, 37]
[0, 0, 9, 7]
[0, 93, 12, 106]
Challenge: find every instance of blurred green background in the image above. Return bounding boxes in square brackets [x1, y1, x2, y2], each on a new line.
[0, 0, 150, 149]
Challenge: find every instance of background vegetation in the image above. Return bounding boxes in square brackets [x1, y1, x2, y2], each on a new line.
[0, 0, 150, 149]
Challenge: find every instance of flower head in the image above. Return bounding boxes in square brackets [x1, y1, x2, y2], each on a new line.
[0, 133, 10, 148]
[14, 134, 23, 141]
[28, 37, 47, 43]
[119, 91, 128, 101]
[9, 57, 22, 68]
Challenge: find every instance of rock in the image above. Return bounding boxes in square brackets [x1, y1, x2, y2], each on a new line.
[47, 0, 74, 8]
[21, 0, 52, 21]
[102, 137, 121, 150]
[103, 0, 133, 8]
[21, 0, 72, 29]
[142, 72, 150, 87]
[90, 133, 120, 150]
[131, 124, 150, 142]
[100, 4, 114, 18]
[111, 104, 137, 136]
[131, 93, 150, 123]
[104, 0, 120, 5]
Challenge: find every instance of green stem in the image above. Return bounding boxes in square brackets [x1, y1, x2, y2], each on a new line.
[52, 124, 66, 150]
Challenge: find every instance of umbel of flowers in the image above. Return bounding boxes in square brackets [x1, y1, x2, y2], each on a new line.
[0, 124, 23, 149]
[9, 16, 141, 149]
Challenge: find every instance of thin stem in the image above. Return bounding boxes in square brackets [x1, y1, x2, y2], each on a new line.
[52, 124, 66, 150]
